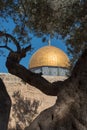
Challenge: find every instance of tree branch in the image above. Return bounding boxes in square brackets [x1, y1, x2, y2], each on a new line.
[6, 51, 65, 96]
[6, 46, 87, 96]
[71, 48, 87, 80]
[0, 31, 21, 52]
[0, 45, 13, 52]
[20, 44, 31, 58]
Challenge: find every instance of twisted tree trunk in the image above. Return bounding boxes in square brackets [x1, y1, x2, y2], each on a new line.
[0, 78, 11, 130]
[0, 31, 86, 130]
[5, 48, 87, 130]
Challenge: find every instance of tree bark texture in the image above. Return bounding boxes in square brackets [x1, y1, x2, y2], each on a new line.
[0, 78, 11, 130]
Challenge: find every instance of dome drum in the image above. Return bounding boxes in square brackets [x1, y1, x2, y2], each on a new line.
[30, 66, 69, 76]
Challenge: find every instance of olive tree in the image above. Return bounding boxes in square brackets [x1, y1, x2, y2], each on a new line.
[0, 0, 87, 130]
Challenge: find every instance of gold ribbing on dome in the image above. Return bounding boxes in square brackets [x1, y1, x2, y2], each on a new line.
[29, 46, 70, 69]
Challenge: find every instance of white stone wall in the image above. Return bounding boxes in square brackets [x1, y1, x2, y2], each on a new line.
[0, 73, 67, 130]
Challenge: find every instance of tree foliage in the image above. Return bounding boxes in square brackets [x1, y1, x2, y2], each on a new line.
[0, 0, 87, 67]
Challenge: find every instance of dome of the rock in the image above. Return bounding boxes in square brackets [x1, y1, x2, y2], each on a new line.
[29, 46, 70, 76]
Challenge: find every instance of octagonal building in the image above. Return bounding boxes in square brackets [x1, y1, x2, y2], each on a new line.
[29, 45, 70, 76]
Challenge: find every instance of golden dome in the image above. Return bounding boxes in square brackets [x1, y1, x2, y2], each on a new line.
[29, 46, 70, 69]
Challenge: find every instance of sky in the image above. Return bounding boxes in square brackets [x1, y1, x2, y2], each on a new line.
[0, 18, 68, 73]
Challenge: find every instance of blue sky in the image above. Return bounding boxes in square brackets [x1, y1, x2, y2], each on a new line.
[0, 18, 68, 73]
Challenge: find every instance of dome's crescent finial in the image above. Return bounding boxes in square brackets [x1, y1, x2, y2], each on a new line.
[48, 37, 51, 46]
